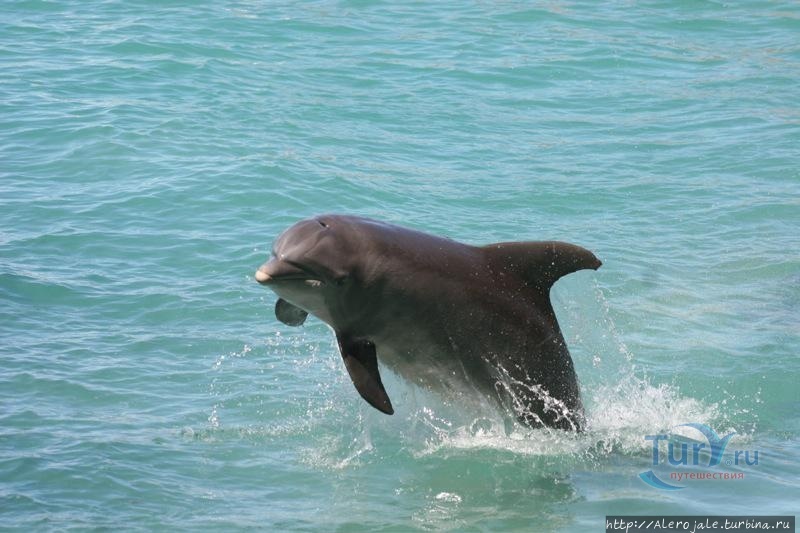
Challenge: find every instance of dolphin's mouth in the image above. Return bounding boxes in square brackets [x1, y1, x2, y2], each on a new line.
[255, 258, 323, 286]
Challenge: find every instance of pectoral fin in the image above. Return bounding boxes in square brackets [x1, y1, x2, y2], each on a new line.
[275, 298, 308, 326]
[336, 332, 394, 415]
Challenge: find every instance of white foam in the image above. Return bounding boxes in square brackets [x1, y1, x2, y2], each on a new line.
[228, 286, 743, 468]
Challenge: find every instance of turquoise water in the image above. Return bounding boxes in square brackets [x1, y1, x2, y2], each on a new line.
[2, 1, 799, 530]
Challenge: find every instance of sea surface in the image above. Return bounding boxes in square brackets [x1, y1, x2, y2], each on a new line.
[1, 1, 799, 531]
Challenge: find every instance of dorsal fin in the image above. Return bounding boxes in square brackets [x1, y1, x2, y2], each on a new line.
[481, 241, 601, 293]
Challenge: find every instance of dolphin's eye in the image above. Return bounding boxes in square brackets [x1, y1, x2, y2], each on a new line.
[318, 219, 329, 228]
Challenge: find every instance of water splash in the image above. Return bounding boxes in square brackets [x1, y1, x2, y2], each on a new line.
[396, 285, 725, 461]
[205, 287, 745, 471]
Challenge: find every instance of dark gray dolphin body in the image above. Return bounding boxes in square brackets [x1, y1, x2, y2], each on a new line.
[255, 214, 601, 431]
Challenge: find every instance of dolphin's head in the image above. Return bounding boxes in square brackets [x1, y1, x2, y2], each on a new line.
[255, 215, 364, 326]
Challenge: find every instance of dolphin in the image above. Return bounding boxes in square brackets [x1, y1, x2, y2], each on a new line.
[254, 215, 601, 431]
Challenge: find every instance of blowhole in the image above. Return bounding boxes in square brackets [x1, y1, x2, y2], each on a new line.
[318, 219, 329, 228]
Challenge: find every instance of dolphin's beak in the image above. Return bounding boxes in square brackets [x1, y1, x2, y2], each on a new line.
[255, 266, 271, 284]
[255, 258, 310, 285]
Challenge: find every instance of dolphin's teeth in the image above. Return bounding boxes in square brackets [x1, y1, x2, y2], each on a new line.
[305, 279, 322, 287]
